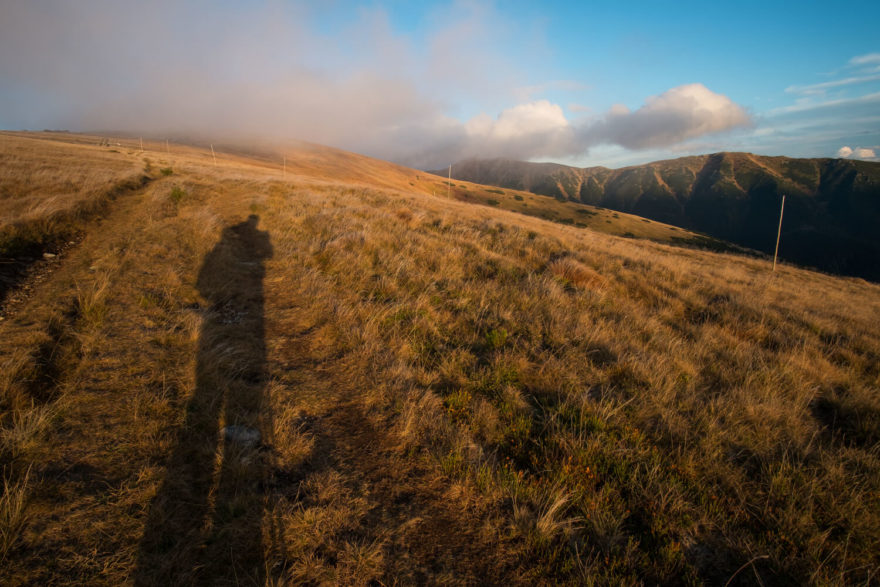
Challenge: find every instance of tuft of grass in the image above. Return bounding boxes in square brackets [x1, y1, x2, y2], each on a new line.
[513, 491, 578, 548]
[74, 275, 110, 330]
[547, 257, 606, 290]
[1, 405, 55, 460]
[535, 493, 576, 544]
[0, 466, 31, 563]
[169, 186, 186, 204]
[160, 167, 173, 176]
[484, 328, 508, 350]
[444, 389, 472, 423]
[337, 538, 386, 584]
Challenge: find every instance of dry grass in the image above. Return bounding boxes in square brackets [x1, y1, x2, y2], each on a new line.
[0, 132, 146, 256]
[0, 132, 878, 584]
[0, 466, 30, 563]
[547, 256, 607, 290]
[448, 178, 731, 248]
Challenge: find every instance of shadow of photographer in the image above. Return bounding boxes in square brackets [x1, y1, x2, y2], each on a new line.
[135, 215, 273, 585]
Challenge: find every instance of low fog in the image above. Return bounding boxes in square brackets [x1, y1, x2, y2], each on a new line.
[0, 1, 752, 169]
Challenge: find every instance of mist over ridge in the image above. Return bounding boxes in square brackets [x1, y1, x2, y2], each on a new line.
[3, 2, 876, 169]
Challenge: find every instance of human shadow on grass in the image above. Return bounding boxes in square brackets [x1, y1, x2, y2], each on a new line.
[135, 215, 273, 585]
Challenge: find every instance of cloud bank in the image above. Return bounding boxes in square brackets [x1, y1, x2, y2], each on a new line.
[837, 146, 878, 160]
[0, 1, 752, 168]
[584, 84, 752, 150]
[409, 84, 752, 168]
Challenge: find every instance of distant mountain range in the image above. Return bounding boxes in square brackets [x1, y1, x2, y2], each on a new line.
[435, 153, 880, 281]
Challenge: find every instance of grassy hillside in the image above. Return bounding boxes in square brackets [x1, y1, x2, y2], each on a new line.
[1, 132, 879, 584]
[441, 153, 880, 281]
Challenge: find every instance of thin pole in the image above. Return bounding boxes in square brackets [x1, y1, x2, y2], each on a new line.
[211, 144, 217, 166]
[165, 139, 169, 154]
[447, 164, 451, 199]
[283, 155, 286, 177]
[140, 137, 144, 152]
[772, 195, 785, 272]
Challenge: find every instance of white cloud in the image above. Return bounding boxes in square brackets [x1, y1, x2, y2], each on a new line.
[786, 74, 880, 95]
[482, 100, 568, 140]
[849, 53, 880, 66]
[837, 145, 877, 160]
[768, 91, 880, 115]
[584, 83, 752, 149]
[450, 100, 575, 162]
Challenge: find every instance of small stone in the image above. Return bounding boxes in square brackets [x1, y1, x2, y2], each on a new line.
[222, 425, 261, 448]
[43, 253, 56, 259]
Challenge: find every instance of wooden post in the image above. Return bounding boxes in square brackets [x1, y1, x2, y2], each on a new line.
[772, 195, 785, 272]
[165, 139, 169, 154]
[211, 144, 217, 166]
[283, 155, 286, 177]
[140, 137, 144, 152]
[447, 164, 451, 199]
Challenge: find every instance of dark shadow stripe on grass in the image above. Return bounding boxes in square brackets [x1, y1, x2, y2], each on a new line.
[135, 215, 273, 585]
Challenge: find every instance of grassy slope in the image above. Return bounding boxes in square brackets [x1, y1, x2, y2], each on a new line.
[444, 153, 880, 280]
[0, 133, 148, 256]
[1, 133, 879, 584]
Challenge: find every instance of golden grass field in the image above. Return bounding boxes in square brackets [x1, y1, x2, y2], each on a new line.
[1, 131, 879, 584]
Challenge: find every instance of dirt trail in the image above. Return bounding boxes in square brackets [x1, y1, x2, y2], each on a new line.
[0, 233, 84, 319]
[0, 173, 174, 585]
[0, 174, 153, 319]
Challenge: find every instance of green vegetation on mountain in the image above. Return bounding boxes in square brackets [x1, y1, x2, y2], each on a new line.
[440, 153, 880, 280]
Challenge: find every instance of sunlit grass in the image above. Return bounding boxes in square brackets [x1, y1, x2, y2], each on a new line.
[0, 132, 878, 584]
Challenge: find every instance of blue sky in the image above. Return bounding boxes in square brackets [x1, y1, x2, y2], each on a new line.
[1, 0, 878, 168]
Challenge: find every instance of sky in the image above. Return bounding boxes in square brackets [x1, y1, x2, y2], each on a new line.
[1, 0, 878, 169]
